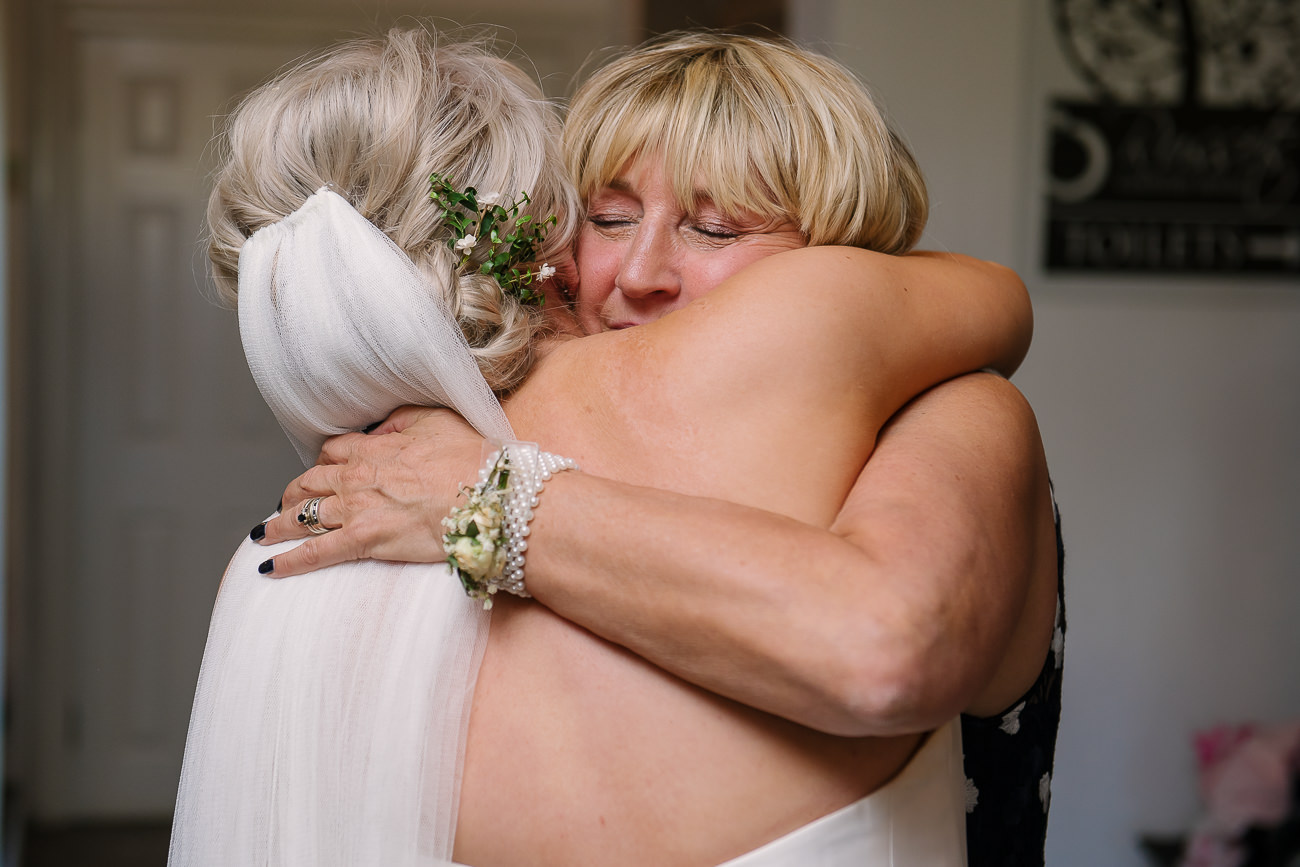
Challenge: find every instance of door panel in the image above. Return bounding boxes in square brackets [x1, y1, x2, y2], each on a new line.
[63, 35, 313, 817]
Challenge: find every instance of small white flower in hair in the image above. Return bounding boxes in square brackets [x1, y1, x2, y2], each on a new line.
[537, 263, 557, 282]
[478, 192, 502, 206]
[455, 233, 477, 254]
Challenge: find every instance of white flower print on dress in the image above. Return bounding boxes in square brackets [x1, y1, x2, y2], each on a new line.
[1000, 701, 1026, 735]
[1039, 772, 1052, 812]
[965, 777, 980, 813]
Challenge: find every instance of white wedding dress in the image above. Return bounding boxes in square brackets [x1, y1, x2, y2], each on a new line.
[168, 189, 968, 866]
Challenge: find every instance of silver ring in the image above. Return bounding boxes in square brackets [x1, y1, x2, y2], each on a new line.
[297, 496, 331, 535]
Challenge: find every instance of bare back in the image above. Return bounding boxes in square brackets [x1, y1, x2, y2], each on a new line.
[454, 257, 931, 866]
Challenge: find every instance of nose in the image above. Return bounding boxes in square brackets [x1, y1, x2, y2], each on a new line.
[616, 222, 680, 302]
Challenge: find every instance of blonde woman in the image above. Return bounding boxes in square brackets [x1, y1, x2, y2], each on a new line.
[178, 26, 1040, 867]
[260, 33, 1062, 867]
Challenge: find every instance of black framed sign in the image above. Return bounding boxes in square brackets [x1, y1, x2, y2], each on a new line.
[1045, 0, 1299, 275]
[1047, 102, 1299, 273]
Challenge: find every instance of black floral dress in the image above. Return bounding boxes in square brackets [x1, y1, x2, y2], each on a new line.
[961, 493, 1066, 867]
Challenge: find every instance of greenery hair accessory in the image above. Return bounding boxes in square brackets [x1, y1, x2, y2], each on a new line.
[430, 173, 558, 306]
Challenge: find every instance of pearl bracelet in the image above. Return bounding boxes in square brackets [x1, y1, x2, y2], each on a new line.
[442, 441, 577, 608]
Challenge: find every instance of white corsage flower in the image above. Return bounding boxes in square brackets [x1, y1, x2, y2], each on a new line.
[537, 263, 557, 283]
[471, 510, 502, 540]
[443, 449, 513, 607]
[478, 192, 501, 206]
[447, 535, 496, 581]
[454, 233, 478, 254]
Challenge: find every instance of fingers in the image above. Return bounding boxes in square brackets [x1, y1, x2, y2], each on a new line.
[256, 527, 369, 579]
[258, 494, 344, 545]
[317, 430, 371, 466]
[279, 464, 345, 516]
[371, 405, 440, 436]
[252, 411, 479, 574]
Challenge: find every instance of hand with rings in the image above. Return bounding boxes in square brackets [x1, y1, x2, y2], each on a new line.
[249, 406, 487, 578]
[297, 496, 333, 535]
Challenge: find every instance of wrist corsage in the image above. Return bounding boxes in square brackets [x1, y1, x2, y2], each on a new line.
[442, 442, 577, 608]
[442, 449, 511, 604]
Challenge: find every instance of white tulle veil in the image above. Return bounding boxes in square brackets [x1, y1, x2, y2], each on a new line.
[169, 188, 510, 866]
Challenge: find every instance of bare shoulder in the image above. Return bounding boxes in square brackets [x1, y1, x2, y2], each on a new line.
[670, 246, 901, 337]
[541, 248, 884, 414]
[551, 246, 1024, 405]
[635, 247, 1028, 411]
[633, 248, 893, 393]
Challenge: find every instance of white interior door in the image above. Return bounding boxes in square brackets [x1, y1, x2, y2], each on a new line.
[50, 33, 313, 818]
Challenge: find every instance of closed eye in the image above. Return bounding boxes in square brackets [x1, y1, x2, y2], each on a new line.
[588, 215, 634, 228]
[691, 224, 738, 240]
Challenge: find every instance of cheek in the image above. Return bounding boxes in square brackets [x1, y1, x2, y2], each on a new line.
[575, 233, 618, 322]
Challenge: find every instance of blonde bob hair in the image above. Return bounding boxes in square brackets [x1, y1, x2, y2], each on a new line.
[208, 26, 579, 392]
[564, 31, 927, 254]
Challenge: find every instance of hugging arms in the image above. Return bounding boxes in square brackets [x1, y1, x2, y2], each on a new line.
[260, 245, 1056, 739]
[255, 32, 1056, 748]
[199, 27, 1062, 866]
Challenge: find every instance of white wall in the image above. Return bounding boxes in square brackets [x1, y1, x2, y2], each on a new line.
[800, 2, 1300, 865]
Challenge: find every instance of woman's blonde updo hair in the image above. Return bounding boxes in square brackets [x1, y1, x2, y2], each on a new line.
[208, 26, 579, 392]
[564, 31, 927, 254]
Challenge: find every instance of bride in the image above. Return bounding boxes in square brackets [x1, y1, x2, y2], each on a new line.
[171, 25, 1036, 867]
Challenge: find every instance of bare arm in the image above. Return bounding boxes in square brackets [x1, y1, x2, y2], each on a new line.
[512, 373, 1056, 735]
[260, 245, 1029, 564]
[259, 374, 1055, 736]
[255, 252, 1051, 734]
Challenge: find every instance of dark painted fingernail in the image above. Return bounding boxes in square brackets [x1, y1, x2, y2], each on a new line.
[249, 523, 266, 542]
[258, 559, 274, 575]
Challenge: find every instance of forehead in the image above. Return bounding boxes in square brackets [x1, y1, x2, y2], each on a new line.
[586, 143, 786, 228]
[599, 157, 752, 220]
